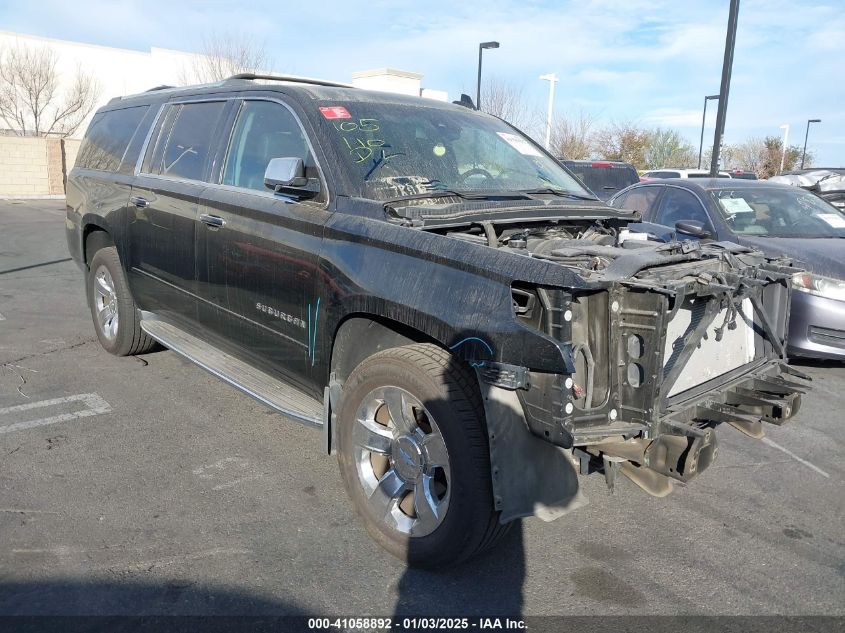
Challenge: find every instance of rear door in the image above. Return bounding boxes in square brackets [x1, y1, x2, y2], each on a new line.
[126, 99, 228, 326]
[196, 97, 331, 393]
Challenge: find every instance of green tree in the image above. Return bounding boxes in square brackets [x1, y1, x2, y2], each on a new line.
[761, 136, 803, 178]
[592, 122, 651, 169]
[644, 128, 696, 169]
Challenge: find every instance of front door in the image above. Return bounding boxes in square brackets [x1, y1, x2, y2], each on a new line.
[196, 98, 330, 394]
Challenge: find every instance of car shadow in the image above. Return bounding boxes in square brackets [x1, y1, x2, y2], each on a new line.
[393, 522, 526, 617]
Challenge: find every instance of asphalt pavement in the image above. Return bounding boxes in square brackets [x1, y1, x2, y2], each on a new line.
[0, 200, 843, 618]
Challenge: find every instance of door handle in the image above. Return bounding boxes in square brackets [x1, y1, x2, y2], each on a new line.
[200, 213, 225, 228]
[129, 196, 148, 209]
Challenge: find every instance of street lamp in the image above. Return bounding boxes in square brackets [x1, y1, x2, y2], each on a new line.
[698, 94, 720, 169]
[539, 73, 559, 151]
[476, 41, 499, 111]
[779, 124, 790, 174]
[801, 118, 821, 169]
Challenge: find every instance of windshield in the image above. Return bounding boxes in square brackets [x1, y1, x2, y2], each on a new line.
[315, 100, 592, 202]
[710, 187, 845, 238]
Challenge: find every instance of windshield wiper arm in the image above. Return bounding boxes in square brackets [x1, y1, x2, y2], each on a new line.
[383, 190, 531, 205]
[521, 188, 598, 201]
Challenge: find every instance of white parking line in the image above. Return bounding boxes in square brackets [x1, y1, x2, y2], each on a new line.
[0, 311, 5, 320]
[761, 437, 830, 479]
[0, 393, 111, 435]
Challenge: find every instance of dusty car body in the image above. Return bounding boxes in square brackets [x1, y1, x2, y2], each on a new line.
[66, 76, 809, 567]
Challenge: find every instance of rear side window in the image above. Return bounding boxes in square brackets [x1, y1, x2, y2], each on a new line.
[613, 186, 661, 215]
[76, 106, 148, 172]
[149, 101, 226, 181]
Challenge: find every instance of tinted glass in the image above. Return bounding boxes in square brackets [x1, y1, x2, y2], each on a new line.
[710, 186, 845, 238]
[314, 100, 590, 201]
[158, 102, 225, 181]
[76, 106, 148, 172]
[223, 101, 313, 191]
[562, 163, 639, 201]
[612, 186, 661, 215]
[655, 188, 711, 227]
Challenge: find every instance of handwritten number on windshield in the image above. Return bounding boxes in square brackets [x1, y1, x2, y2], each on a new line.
[333, 118, 387, 163]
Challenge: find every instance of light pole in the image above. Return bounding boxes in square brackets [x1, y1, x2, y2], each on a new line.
[476, 41, 500, 111]
[709, 0, 740, 176]
[698, 94, 720, 169]
[801, 118, 821, 169]
[539, 73, 559, 151]
[779, 124, 790, 174]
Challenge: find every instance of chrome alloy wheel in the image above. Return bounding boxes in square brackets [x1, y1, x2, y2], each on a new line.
[93, 265, 119, 342]
[353, 386, 451, 537]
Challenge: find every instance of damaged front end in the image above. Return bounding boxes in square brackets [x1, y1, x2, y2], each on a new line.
[514, 236, 810, 498]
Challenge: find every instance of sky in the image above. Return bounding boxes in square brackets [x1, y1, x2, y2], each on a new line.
[2, 0, 843, 166]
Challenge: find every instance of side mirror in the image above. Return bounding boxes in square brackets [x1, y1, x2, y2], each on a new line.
[675, 220, 713, 240]
[264, 157, 308, 191]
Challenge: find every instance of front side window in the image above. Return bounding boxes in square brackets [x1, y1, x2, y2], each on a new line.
[710, 187, 845, 238]
[223, 100, 314, 192]
[154, 101, 225, 181]
[655, 188, 711, 228]
[313, 100, 591, 202]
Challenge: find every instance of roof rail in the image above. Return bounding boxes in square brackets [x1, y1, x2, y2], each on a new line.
[146, 85, 176, 92]
[226, 73, 356, 89]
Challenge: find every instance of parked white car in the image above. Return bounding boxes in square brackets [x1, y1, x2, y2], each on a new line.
[641, 168, 732, 179]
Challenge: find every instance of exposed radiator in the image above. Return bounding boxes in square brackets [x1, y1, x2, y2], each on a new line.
[664, 297, 756, 397]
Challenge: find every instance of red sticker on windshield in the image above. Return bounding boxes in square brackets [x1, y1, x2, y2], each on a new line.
[319, 106, 351, 119]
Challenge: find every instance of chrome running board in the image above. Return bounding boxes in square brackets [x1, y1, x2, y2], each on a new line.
[140, 315, 323, 427]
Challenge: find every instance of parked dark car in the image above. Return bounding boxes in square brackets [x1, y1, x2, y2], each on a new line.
[67, 75, 807, 568]
[728, 169, 758, 180]
[610, 179, 845, 360]
[559, 160, 639, 200]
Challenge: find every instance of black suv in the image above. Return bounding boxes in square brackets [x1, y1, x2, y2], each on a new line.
[559, 160, 640, 201]
[67, 75, 808, 567]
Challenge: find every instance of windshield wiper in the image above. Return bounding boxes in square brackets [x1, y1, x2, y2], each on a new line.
[383, 190, 531, 205]
[521, 188, 598, 201]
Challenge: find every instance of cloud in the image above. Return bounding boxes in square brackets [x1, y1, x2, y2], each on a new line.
[641, 108, 707, 128]
[0, 0, 842, 164]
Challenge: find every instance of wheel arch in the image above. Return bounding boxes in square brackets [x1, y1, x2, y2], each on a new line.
[329, 314, 445, 384]
[82, 222, 114, 269]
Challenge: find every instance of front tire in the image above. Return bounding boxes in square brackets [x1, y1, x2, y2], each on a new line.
[87, 246, 155, 356]
[336, 343, 509, 568]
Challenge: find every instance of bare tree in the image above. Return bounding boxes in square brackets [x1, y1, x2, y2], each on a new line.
[550, 111, 594, 160]
[592, 122, 652, 169]
[480, 76, 540, 135]
[0, 43, 99, 137]
[181, 32, 270, 85]
[726, 137, 765, 176]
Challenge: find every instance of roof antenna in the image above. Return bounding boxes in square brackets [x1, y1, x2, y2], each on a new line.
[452, 94, 476, 110]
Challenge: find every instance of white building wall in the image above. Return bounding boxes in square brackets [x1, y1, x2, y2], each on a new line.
[0, 31, 207, 139]
[0, 31, 449, 144]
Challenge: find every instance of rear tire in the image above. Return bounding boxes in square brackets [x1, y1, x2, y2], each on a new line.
[336, 343, 510, 568]
[87, 246, 155, 356]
